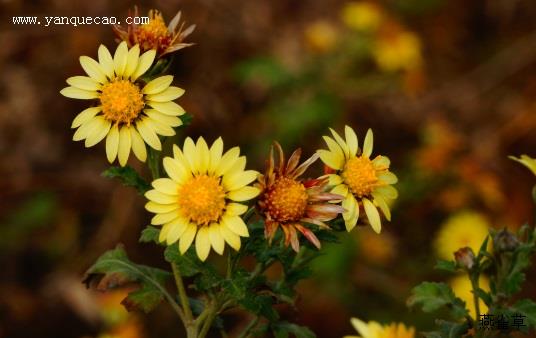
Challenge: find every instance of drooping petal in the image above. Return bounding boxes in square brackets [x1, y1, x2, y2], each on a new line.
[117, 126, 131, 166]
[363, 198, 381, 233]
[342, 193, 359, 232]
[179, 224, 197, 253]
[209, 224, 225, 255]
[130, 127, 147, 162]
[195, 226, 211, 261]
[105, 124, 120, 163]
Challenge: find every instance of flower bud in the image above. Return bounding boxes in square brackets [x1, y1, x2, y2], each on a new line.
[454, 247, 475, 270]
[494, 229, 519, 253]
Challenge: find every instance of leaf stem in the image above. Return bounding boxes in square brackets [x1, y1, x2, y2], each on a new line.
[237, 316, 259, 338]
[469, 271, 481, 322]
[148, 148, 161, 179]
[172, 262, 194, 324]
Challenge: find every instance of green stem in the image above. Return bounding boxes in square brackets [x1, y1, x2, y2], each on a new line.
[172, 262, 194, 323]
[198, 302, 218, 338]
[237, 316, 259, 338]
[470, 272, 481, 322]
[148, 148, 161, 179]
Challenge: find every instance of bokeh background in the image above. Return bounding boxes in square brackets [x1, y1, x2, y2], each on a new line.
[1, 0, 536, 337]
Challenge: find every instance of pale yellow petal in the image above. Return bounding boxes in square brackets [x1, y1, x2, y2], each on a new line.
[71, 107, 101, 128]
[142, 75, 174, 95]
[173, 145, 192, 172]
[182, 137, 198, 173]
[145, 201, 177, 214]
[227, 186, 260, 202]
[60, 86, 99, 99]
[124, 44, 140, 79]
[79, 56, 107, 83]
[196, 137, 210, 174]
[163, 157, 191, 184]
[66, 76, 101, 91]
[328, 130, 350, 159]
[73, 117, 99, 141]
[317, 149, 344, 170]
[98, 44, 115, 78]
[85, 117, 111, 147]
[209, 224, 225, 255]
[148, 101, 185, 116]
[326, 174, 343, 186]
[221, 215, 249, 237]
[145, 189, 177, 204]
[159, 223, 171, 243]
[372, 192, 391, 221]
[223, 170, 258, 192]
[345, 125, 359, 156]
[167, 218, 190, 245]
[376, 185, 398, 199]
[151, 178, 179, 195]
[145, 116, 176, 137]
[215, 146, 240, 176]
[113, 41, 128, 77]
[208, 137, 224, 174]
[146, 86, 185, 102]
[130, 128, 147, 162]
[363, 198, 381, 233]
[195, 226, 211, 261]
[373, 155, 390, 169]
[105, 124, 119, 163]
[350, 318, 371, 338]
[224, 203, 248, 216]
[378, 171, 398, 185]
[131, 49, 156, 81]
[136, 118, 162, 150]
[363, 128, 374, 158]
[179, 224, 197, 253]
[342, 193, 358, 232]
[117, 126, 131, 166]
[331, 184, 349, 197]
[224, 157, 246, 178]
[151, 211, 179, 225]
[219, 224, 241, 251]
[144, 109, 183, 127]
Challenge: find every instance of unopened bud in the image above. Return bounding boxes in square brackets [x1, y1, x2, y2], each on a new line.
[494, 229, 519, 253]
[454, 247, 475, 270]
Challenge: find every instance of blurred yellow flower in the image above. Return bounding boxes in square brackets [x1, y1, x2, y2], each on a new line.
[318, 126, 398, 233]
[509, 155, 536, 176]
[344, 317, 415, 338]
[450, 275, 490, 318]
[373, 31, 422, 72]
[434, 211, 491, 261]
[341, 2, 383, 32]
[145, 137, 260, 261]
[358, 228, 396, 265]
[60, 42, 186, 166]
[305, 21, 338, 53]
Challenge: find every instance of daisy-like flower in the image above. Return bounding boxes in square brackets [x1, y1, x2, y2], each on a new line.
[113, 7, 195, 57]
[509, 154, 536, 176]
[257, 142, 344, 252]
[317, 126, 398, 233]
[345, 318, 415, 338]
[60, 41, 186, 166]
[144, 137, 260, 261]
[434, 211, 491, 261]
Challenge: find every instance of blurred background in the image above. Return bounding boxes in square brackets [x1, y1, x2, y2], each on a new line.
[1, 0, 536, 337]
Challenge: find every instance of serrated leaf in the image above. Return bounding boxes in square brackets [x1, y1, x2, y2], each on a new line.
[434, 260, 458, 273]
[83, 245, 170, 313]
[422, 320, 469, 338]
[407, 282, 468, 320]
[272, 321, 316, 338]
[102, 166, 151, 194]
[139, 226, 161, 244]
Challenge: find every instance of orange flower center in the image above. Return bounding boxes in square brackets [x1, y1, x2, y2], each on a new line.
[134, 11, 172, 53]
[100, 80, 144, 124]
[342, 156, 378, 198]
[177, 175, 226, 226]
[265, 177, 308, 222]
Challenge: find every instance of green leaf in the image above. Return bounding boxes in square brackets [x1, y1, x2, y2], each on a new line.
[233, 57, 292, 88]
[102, 166, 151, 194]
[139, 226, 161, 244]
[83, 245, 170, 313]
[502, 242, 535, 296]
[511, 299, 536, 328]
[407, 282, 468, 320]
[272, 321, 316, 338]
[434, 260, 458, 273]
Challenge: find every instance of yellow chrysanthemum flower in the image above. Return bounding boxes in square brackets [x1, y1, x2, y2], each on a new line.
[373, 31, 422, 72]
[434, 211, 491, 261]
[341, 2, 383, 32]
[450, 275, 490, 318]
[305, 21, 338, 53]
[509, 155, 536, 176]
[318, 126, 398, 233]
[344, 318, 415, 338]
[60, 41, 186, 166]
[144, 137, 260, 261]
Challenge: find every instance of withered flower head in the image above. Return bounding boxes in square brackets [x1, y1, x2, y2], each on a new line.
[257, 142, 344, 252]
[113, 7, 195, 57]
